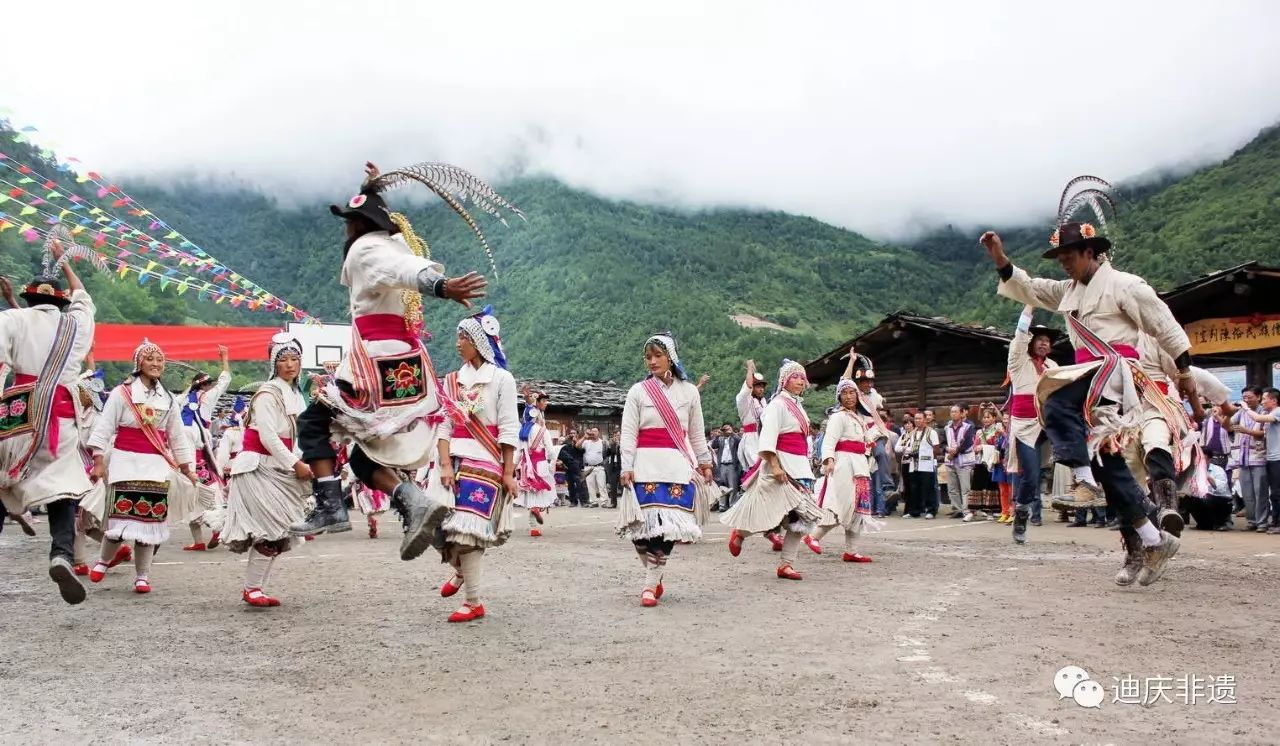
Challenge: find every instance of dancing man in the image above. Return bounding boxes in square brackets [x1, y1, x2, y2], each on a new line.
[290, 160, 523, 565]
[981, 178, 1194, 586]
[0, 237, 97, 604]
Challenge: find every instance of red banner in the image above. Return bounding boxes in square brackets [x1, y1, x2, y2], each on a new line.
[93, 324, 279, 361]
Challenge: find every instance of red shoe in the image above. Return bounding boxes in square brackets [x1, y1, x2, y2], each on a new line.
[640, 590, 658, 608]
[208, 531, 221, 549]
[368, 517, 379, 539]
[767, 533, 784, 552]
[440, 574, 464, 598]
[654, 581, 664, 599]
[776, 564, 803, 580]
[304, 535, 315, 542]
[447, 603, 485, 622]
[803, 535, 822, 555]
[530, 507, 545, 525]
[133, 578, 152, 594]
[842, 552, 873, 563]
[73, 563, 89, 577]
[89, 562, 108, 583]
[242, 588, 279, 608]
[529, 528, 542, 537]
[728, 529, 744, 557]
[183, 543, 207, 552]
[107, 545, 132, 568]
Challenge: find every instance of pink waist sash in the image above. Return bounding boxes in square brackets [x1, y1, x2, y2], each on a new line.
[835, 440, 866, 455]
[637, 427, 680, 449]
[1009, 394, 1037, 419]
[451, 422, 500, 441]
[116, 426, 166, 455]
[355, 314, 421, 347]
[1074, 343, 1138, 365]
[13, 373, 74, 454]
[775, 432, 808, 456]
[243, 429, 294, 455]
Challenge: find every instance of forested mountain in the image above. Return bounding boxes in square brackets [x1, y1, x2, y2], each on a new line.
[2, 121, 1277, 421]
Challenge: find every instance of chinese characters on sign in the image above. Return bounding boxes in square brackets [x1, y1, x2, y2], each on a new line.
[1186, 315, 1280, 356]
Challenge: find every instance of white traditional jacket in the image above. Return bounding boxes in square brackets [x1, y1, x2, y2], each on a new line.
[621, 377, 712, 484]
[757, 391, 813, 480]
[819, 409, 875, 478]
[1007, 326, 1058, 462]
[439, 362, 520, 463]
[230, 378, 305, 475]
[88, 378, 195, 483]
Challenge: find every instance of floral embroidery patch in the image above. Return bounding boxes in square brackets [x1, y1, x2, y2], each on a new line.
[0, 385, 35, 440]
[372, 352, 429, 407]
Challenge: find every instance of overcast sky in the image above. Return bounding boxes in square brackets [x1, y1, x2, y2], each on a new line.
[5, 0, 1279, 237]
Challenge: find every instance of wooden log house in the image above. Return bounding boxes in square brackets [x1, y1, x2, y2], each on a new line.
[804, 313, 1018, 418]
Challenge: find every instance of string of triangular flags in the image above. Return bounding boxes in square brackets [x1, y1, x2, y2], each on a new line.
[0, 116, 318, 323]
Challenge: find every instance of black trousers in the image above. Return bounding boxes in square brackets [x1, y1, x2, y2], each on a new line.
[632, 536, 675, 557]
[1042, 376, 1149, 527]
[47, 498, 76, 560]
[297, 395, 384, 490]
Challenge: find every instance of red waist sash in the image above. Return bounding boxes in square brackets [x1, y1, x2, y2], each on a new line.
[776, 432, 808, 456]
[243, 428, 294, 456]
[451, 422, 500, 441]
[1074, 343, 1139, 365]
[835, 439, 866, 455]
[529, 449, 547, 462]
[1009, 394, 1037, 418]
[116, 426, 167, 455]
[740, 423, 758, 434]
[355, 314, 421, 347]
[13, 374, 74, 417]
[13, 373, 75, 455]
[637, 427, 680, 449]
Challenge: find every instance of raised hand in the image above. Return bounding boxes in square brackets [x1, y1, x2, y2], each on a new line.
[443, 272, 488, 309]
[979, 231, 1009, 267]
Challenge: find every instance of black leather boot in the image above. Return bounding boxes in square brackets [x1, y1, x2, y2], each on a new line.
[1012, 508, 1029, 544]
[1152, 478, 1183, 537]
[392, 480, 452, 561]
[289, 478, 351, 536]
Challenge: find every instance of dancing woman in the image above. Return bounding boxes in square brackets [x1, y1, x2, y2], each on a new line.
[220, 334, 311, 607]
[429, 308, 520, 622]
[806, 377, 881, 563]
[515, 386, 555, 537]
[87, 340, 197, 594]
[616, 333, 714, 608]
[722, 360, 824, 580]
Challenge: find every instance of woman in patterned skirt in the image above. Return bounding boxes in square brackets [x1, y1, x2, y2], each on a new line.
[616, 333, 714, 608]
[86, 339, 196, 594]
[427, 307, 520, 623]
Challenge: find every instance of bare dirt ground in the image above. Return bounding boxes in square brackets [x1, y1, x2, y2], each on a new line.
[2, 507, 1277, 745]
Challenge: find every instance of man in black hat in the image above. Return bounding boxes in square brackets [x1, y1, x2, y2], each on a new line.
[1006, 304, 1060, 543]
[291, 162, 488, 562]
[0, 240, 96, 604]
[981, 222, 1195, 587]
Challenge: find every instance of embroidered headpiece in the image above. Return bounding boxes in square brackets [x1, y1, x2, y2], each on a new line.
[268, 332, 304, 379]
[457, 305, 508, 369]
[132, 338, 165, 372]
[1044, 175, 1117, 259]
[644, 333, 686, 380]
[835, 377, 859, 406]
[776, 358, 808, 397]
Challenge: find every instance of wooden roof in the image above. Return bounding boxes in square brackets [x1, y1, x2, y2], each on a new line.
[1158, 261, 1280, 323]
[805, 312, 1012, 386]
[518, 378, 628, 412]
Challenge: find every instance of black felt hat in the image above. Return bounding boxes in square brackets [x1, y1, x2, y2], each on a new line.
[20, 275, 70, 308]
[1042, 221, 1111, 259]
[329, 190, 397, 234]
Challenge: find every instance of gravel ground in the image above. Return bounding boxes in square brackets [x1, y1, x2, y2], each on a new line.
[2, 507, 1277, 745]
